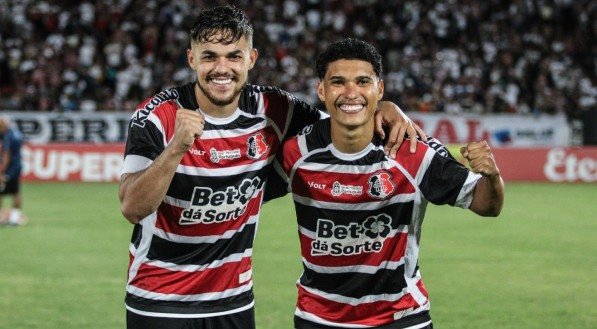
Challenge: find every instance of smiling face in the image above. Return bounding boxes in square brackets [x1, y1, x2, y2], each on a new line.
[187, 32, 258, 116]
[317, 59, 384, 130]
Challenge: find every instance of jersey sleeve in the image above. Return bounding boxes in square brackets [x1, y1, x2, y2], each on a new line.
[284, 95, 326, 139]
[121, 105, 166, 175]
[262, 135, 303, 202]
[418, 138, 482, 208]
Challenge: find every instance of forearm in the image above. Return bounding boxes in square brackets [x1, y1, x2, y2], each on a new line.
[469, 174, 505, 217]
[119, 146, 185, 224]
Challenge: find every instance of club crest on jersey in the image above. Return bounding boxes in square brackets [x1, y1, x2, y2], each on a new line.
[210, 147, 241, 163]
[311, 213, 392, 256]
[368, 171, 395, 199]
[131, 89, 178, 128]
[246, 133, 269, 160]
[179, 177, 263, 225]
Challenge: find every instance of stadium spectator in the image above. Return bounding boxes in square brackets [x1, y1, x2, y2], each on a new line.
[0, 1, 594, 117]
[278, 38, 504, 328]
[0, 115, 26, 226]
[118, 6, 420, 329]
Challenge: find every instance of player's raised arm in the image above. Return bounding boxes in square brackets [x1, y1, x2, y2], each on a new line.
[119, 110, 204, 224]
[461, 141, 505, 217]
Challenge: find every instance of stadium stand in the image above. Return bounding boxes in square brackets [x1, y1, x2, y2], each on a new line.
[0, 0, 594, 121]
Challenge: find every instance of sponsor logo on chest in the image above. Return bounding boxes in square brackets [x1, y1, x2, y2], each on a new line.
[311, 214, 392, 256]
[179, 177, 263, 225]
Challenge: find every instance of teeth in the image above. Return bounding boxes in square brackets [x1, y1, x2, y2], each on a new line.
[339, 104, 363, 112]
[212, 78, 232, 84]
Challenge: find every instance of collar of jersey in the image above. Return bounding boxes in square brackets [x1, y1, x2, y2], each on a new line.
[199, 107, 242, 125]
[329, 142, 375, 161]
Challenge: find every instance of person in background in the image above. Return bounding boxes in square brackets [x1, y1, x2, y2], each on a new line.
[279, 38, 505, 329]
[118, 6, 425, 329]
[0, 115, 26, 226]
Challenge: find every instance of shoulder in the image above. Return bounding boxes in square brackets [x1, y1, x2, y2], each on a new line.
[130, 87, 182, 128]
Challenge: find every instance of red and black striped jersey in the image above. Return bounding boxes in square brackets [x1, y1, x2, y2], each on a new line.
[121, 82, 321, 317]
[280, 118, 481, 328]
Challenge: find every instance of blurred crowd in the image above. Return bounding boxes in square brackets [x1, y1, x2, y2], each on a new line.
[0, 0, 595, 119]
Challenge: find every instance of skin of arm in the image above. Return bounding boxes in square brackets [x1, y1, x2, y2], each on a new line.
[119, 110, 205, 224]
[461, 141, 505, 217]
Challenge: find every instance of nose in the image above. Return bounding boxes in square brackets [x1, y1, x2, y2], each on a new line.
[213, 57, 230, 73]
[343, 82, 358, 99]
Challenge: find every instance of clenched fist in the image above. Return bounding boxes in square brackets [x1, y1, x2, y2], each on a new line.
[171, 109, 205, 154]
[460, 141, 500, 177]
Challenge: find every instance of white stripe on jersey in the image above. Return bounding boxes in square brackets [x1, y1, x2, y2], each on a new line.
[302, 256, 406, 274]
[456, 172, 482, 208]
[152, 215, 259, 243]
[121, 154, 153, 175]
[256, 94, 285, 140]
[126, 300, 255, 319]
[175, 155, 274, 177]
[127, 212, 158, 286]
[295, 308, 372, 328]
[293, 193, 417, 211]
[145, 249, 252, 273]
[298, 283, 409, 306]
[298, 161, 389, 175]
[127, 281, 253, 302]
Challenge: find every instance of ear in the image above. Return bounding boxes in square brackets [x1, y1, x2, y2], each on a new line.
[317, 81, 325, 102]
[248, 48, 259, 69]
[377, 79, 384, 100]
[187, 48, 195, 68]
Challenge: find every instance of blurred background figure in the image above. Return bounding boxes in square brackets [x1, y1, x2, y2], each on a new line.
[0, 115, 26, 226]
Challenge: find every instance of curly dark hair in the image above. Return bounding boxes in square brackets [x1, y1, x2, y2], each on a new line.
[316, 38, 382, 79]
[190, 5, 253, 46]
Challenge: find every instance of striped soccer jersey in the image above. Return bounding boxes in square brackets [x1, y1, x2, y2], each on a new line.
[121, 82, 320, 317]
[280, 118, 482, 328]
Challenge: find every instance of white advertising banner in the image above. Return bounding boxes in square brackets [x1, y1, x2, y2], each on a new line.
[2, 111, 571, 147]
[407, 113, 571, 147]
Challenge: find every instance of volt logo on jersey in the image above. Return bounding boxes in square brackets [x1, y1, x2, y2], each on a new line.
[179, 177, 263, 225]
[246, 133, 269, 160]
[311, 214, 392, 256]
[368, 171, 395, 199]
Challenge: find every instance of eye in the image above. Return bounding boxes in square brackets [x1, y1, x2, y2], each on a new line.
[357, 78, 372, 86]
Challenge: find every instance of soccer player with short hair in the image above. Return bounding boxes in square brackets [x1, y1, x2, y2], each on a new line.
[119, 6, 424, 329]
[279, 38, 505, 328]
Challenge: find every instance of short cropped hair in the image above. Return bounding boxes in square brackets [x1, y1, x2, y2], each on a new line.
[316, 38, 383, 79]
[190, 5, 253, 46]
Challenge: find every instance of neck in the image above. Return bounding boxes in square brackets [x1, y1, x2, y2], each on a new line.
[194, 83, 239, 118]
[330, 121, 375, 154]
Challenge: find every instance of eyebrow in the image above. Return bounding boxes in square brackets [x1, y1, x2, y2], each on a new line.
[200, 49, 244, 56]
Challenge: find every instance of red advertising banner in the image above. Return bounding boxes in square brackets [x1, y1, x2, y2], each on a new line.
[22, 143, 125, 182]
[491, 147, 597, 183]
[20, 143, 596, 183]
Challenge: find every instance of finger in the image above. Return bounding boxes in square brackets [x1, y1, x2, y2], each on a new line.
[415, 124, 428, 141]
[384, 124, 400, 157]
[390, 125, 406, 158]
[460, 146, 468, 158]
[374, 113, 385, 140]
[404, 122, 417, 153]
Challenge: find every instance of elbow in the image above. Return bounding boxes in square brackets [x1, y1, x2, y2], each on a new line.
[120, 202, 144, 224]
